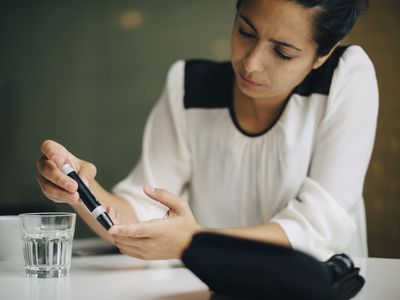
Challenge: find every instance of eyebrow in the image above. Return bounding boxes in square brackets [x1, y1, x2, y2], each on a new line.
[238, 14, 303, 53]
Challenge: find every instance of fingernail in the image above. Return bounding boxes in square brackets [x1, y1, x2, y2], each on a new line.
[146, 185, 156, 192]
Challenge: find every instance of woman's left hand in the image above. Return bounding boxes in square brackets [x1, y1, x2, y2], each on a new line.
[108, 186, 203, 260]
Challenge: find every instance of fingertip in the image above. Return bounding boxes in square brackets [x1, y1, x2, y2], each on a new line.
[71, 192, 80, 203]
[70, 200, 81, 206]
[67, 192, 80, 205]
[108, 226, 119, 235]
[65, 181, 77, 193]
[40, 139, 53, 154]
[144, 185, 156, 194]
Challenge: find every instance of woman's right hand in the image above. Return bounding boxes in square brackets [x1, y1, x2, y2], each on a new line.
[35, 139, 97, 205]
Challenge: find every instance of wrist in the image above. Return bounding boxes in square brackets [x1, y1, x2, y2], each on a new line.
[181, 223, 205, 255]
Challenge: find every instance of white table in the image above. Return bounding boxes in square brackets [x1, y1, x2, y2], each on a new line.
[0, 254, 399, 300]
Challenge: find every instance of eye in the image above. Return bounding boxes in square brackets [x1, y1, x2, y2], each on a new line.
[239, 28, 256, 40]
[274, 49, 293, 61]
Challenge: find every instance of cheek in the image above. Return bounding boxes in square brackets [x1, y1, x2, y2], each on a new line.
[258, 63, 309, 97]
[264, 63, 314, 99]
[273, 65, 298, 82]
[280, 59, 315, 87]
[269, 65, 302, 90]
[231, 35, 247, 66]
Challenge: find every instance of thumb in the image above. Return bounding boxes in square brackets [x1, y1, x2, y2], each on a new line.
[77, 161, 97, 188]
[106, 206, 122, 225]
[143, 185, 185, 214]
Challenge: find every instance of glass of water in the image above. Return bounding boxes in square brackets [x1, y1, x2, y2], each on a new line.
[19, 212, 76, 278]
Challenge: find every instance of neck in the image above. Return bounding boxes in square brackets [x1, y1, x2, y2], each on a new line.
[234, 83, 290, 116]
[233, 82, 292, 134]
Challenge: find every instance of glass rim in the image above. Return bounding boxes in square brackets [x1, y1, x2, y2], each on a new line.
[18, 212, 76, 218]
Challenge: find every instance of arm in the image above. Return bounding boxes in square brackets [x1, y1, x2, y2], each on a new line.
[36, 140, 138, 244]
[71, 179, 137, 243]
[212, 223, 291, 247]
[109, 47, 378, 261]
[270, 46, 379, 259]
[111, 60, 192, 222]
[37, 61, 190, 244]
[186, 47, 377, 256]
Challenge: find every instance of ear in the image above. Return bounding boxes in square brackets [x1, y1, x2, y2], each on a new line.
[312, 42, 340, 70]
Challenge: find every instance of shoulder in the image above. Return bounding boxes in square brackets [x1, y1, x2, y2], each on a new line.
[336, 45, 375, 74]
[164, 60, 185, 91]
[328, 46, 378, 117]
[294, 45, 376, 97]
[329, 46, 378, 103]
[330, 45, 377, 93]
[163, 59, 233, 109]
[320, 46, 378, 123]
[184, 59, 233, 109]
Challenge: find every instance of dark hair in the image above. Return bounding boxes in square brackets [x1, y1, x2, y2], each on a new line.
[236, 0, 369, 56]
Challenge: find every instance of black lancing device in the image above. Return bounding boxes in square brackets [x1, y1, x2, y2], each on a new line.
[61, 163, 114, 230]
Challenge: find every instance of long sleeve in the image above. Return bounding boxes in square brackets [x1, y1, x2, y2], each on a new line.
[271, 46, 379, 260]
[112, 60, 191, 221]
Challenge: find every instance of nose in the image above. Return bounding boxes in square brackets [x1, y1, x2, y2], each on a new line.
[243, 43, 265, 73]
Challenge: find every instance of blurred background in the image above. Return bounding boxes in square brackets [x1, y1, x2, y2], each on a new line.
[0, 0, 398, 258]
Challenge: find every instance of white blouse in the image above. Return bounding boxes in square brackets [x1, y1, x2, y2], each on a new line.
[113, 45, 379, 261]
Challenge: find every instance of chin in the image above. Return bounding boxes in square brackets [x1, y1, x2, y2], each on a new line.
[237, 80, 269, 98]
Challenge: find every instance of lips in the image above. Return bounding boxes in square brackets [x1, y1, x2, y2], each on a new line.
[239, 72, 262, 87]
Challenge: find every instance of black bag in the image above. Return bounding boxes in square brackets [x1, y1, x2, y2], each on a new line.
[181, 233, 365, 300]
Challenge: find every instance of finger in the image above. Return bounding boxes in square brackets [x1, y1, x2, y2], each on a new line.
[37, 175, 79, 204]
[106, 206, 122, 225]
[113, 237, 143, 251]
[40, 139, 74, 168]
[37, 175, 80, 204]
[109, 221, 161, 238]
[113, 236, 148, 246]
[109, 223, 148, 237]
[116, 210, 122, 224]
[143, 186, 186, 213]
[77, 161, 97, 187]
[116, 244, 146, 260]
[39, 157, 78, 193]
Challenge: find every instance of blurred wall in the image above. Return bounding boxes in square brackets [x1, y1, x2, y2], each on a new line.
[345, 0, 400, 258]
[0, 0, 399, 258]
[0, 0, 236, 237]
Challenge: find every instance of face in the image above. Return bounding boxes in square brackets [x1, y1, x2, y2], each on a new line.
[231, 0, 330, 101]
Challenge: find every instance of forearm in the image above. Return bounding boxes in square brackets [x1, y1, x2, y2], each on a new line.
[72, 179, 138, 243]
[211, 223, 291, 248]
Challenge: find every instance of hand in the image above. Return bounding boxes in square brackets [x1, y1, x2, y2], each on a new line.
[109, 186, 203, 260]
[106, 206, 122, 225]
[35, 139, 97, 205]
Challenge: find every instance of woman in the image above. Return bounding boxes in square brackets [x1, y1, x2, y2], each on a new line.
[36, 0, 378, 261]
